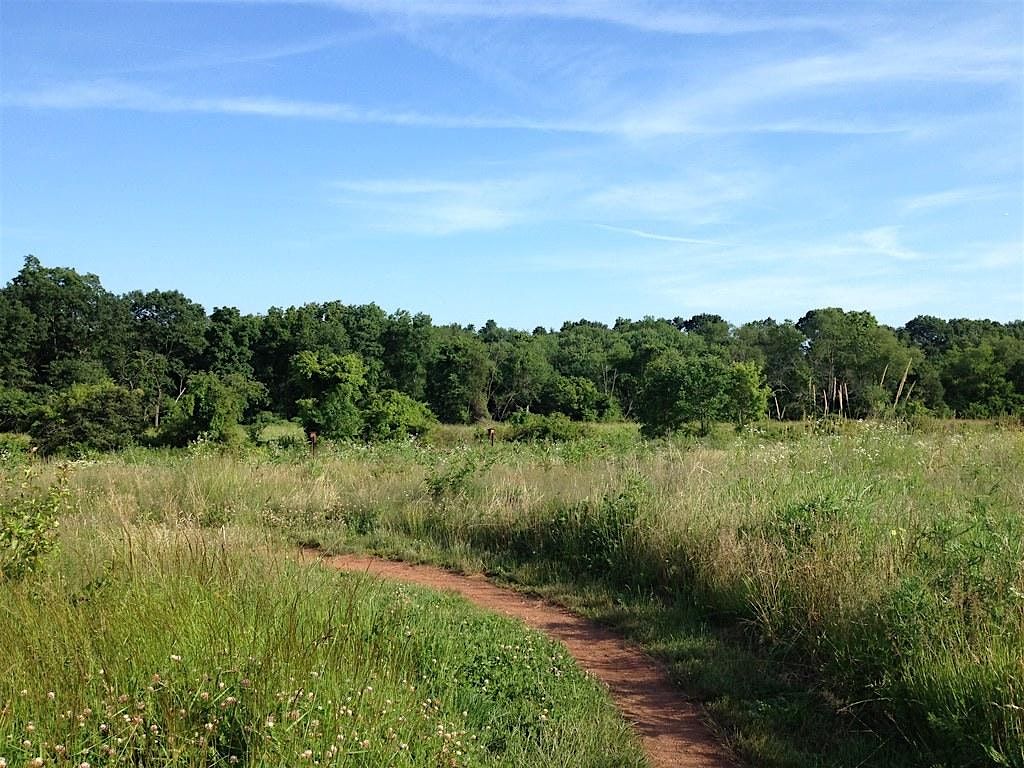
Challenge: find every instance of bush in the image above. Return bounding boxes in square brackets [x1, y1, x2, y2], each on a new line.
[1, 466, 69, 581]
[0, 387, 44, 433]
[0, 432, 32, 464]
[502, 412, 590, 442]
[363, 390, 437, 441]
[160, 372, 264, 447]
[31, 381, 144, 455]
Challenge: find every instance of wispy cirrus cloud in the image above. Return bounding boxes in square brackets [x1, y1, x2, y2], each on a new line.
[584, 176, 760, 224]
[2, 80, 601, 131]
[328, 168, 761, 235]
[3, 79, 932, 137]
[900, 185, 1011, 213]
[329, 176, 559, 234]
[593, 224, 730, 246]
[112, 30, 376, 74]
[145, 0, 849, 37]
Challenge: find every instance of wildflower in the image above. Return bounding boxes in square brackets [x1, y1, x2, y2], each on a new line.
[47, 692, 56, 701]
[30, 758, 44, 768]
[301, 750, 313, 760]
[79, 763, 91, 768]
[170, 655, 182, 662]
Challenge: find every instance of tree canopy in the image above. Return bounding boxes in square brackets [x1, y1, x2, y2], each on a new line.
[2, 256, 1021, 453]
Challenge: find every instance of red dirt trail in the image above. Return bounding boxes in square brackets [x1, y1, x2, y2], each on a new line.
[303, 549, 734, 768]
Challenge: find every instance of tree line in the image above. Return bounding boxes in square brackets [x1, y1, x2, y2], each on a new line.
[1, 256, 1021, 453]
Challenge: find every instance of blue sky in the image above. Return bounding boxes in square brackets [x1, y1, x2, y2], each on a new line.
[1, 0, 1021, 329]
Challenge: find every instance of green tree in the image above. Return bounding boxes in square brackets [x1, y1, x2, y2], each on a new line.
[553, 321, 631, 408]
[426, 332, 492, 423]
[733, 319, 811, 419]
[2, 256, 131, 389]
[536, 375, 602, 421]
[126, 289, 209, 427]
[636, 352, 732, 436]
[797, 308, 914, 417]
[941, 342, 1022, 417]
[381, 310, 434, 400]
[161, 372, 266, 446]
[676, 313, 732, 348]
[251, 304, 350, 415]
[292, 351, 367, 439]
[31, 381, 145, 455]
[727, 361, 771, 427]
[486, 333, 554, 419]
[614, 317, 705, 418]
[203, 306, 259, 377]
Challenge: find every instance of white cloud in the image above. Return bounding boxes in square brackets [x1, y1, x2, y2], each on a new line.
[854, 227, 922, 262]
[593, 224, 729, 246]
[157, 0, 847, 36]
[583, 175, 759, 224]
[0, 76, 953, 138]
[901, 186, 1010, 213]
[329, 175, 558, 234]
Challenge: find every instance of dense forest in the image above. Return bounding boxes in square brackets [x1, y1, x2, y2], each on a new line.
[1, 256, 1022, 453]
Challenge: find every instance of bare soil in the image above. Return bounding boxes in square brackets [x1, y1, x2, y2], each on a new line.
[303, 549, 735, 768]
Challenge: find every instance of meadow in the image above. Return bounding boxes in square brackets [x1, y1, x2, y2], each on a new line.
[1, 419, 1022, 767]
[0, 522, 643, 767]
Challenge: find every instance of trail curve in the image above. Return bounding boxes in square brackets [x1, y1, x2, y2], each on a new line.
[303, 549, 735, 768]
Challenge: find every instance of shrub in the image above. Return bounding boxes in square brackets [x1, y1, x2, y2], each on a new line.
[363, 389, 437, 441]
[0, 466, 69, 581]
[31, 381, 144, 455]
[503, 412, 590, 442]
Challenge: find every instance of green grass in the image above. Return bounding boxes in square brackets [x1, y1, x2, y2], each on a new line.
[0, 526, 644, 768]
[5, 419, 1023, 767]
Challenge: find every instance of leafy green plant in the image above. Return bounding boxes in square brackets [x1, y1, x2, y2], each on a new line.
[502, 411, 590, 442]
[423, 450, 493, 504]
[0, 465, 70, 581]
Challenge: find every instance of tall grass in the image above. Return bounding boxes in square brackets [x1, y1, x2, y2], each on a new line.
[11, 420, 1023, 766]
[0, 524, 644, 767]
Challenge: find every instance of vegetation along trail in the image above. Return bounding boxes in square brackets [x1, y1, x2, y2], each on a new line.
[305, 549, 735, 768]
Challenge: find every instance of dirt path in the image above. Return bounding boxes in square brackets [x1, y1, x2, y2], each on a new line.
[304, 549, 734, 768]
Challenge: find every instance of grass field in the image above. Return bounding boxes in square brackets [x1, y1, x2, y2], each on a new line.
[2, 419, 1022, 767]
[0, 523, 643, 767]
